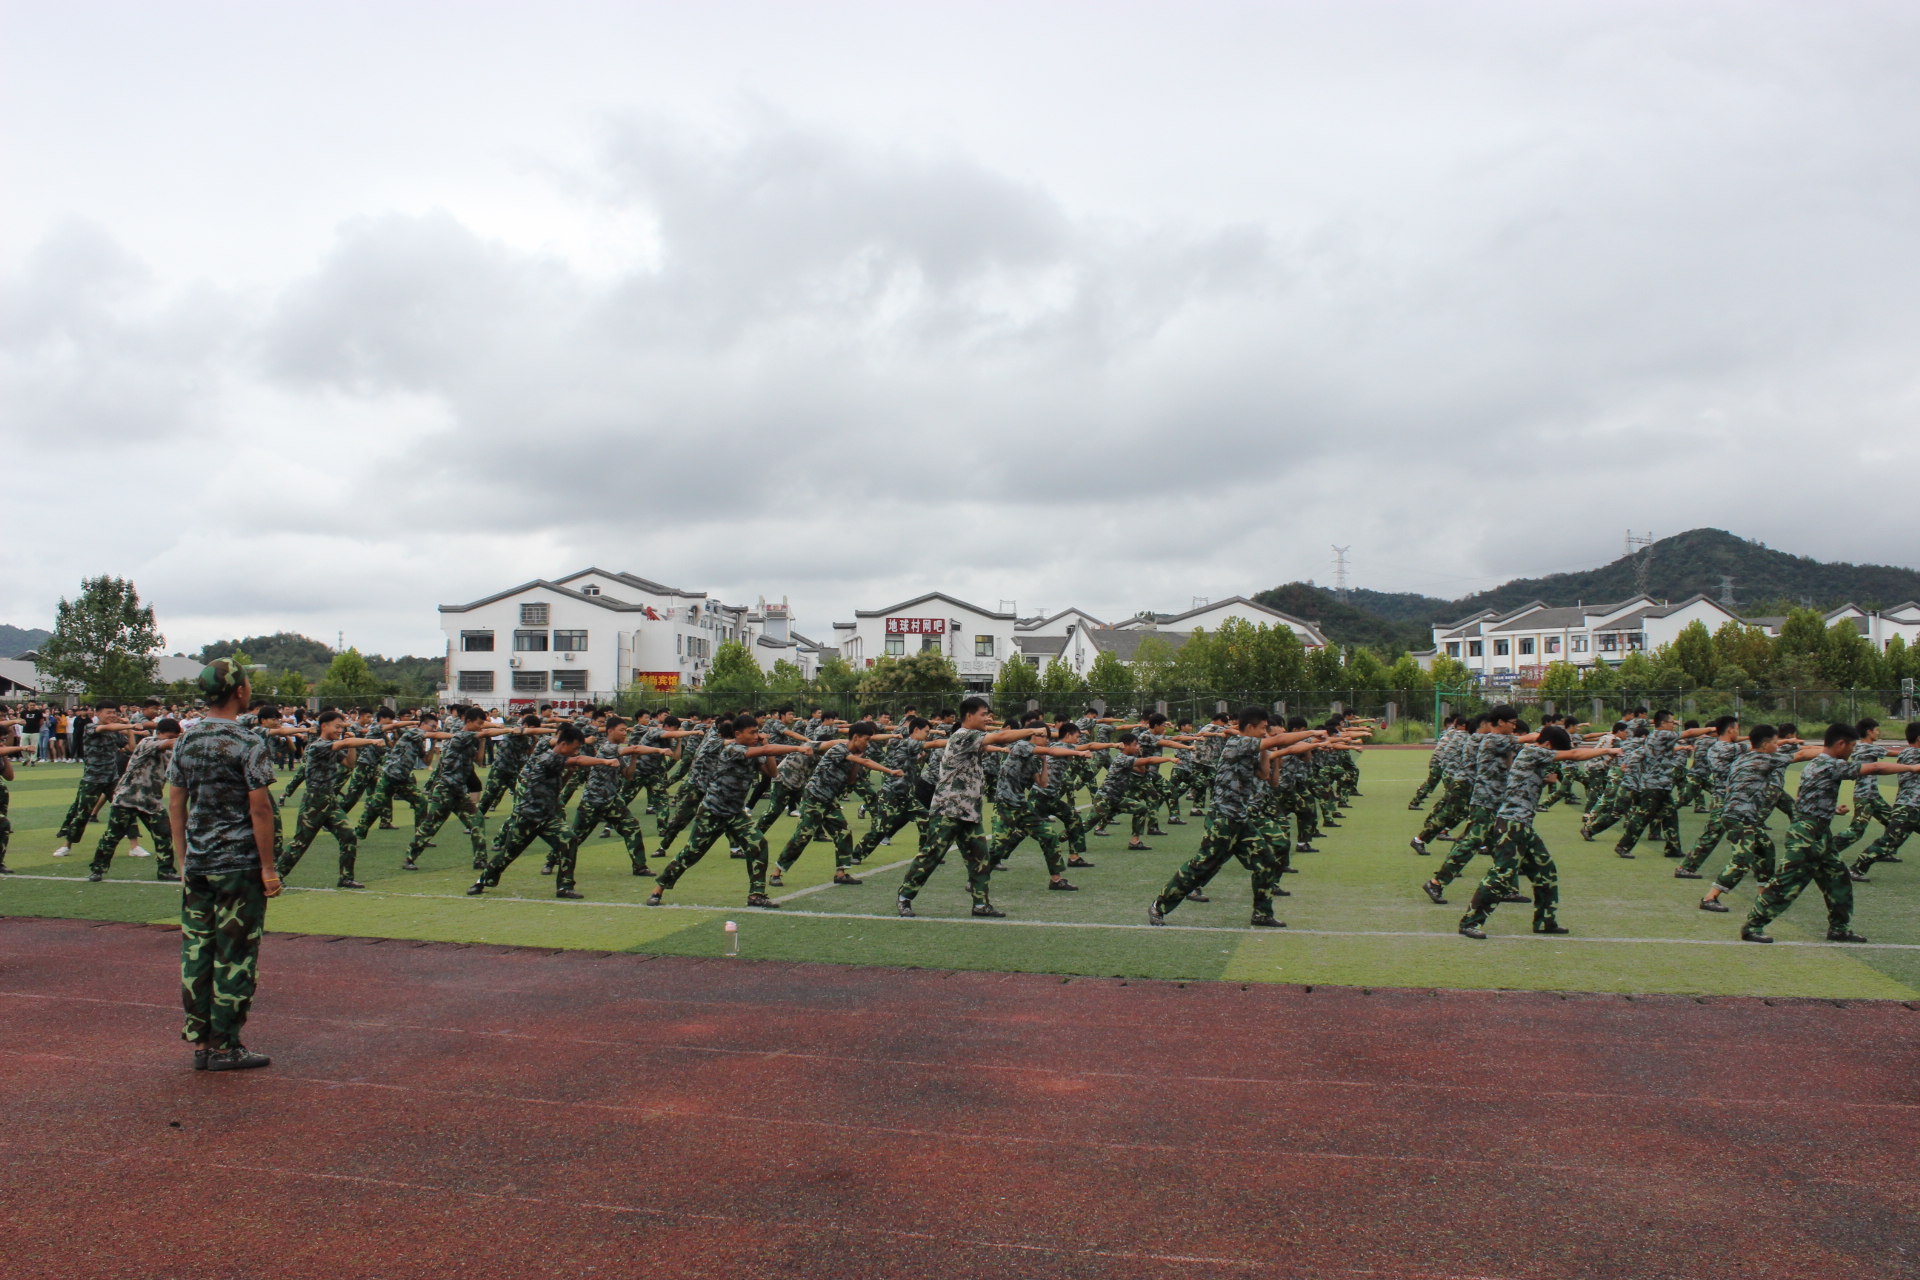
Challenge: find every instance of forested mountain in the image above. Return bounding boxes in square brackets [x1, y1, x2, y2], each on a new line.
[196, 632, 443, 694]
[0, 625, 51, 658]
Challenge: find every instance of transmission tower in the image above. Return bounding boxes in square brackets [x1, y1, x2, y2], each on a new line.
[1331, 546, 1352, 601]
[1717, 576, 1736, 609]
[1624, 530, 1654, 597]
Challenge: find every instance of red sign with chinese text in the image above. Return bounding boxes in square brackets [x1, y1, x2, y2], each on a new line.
[885, 618, 947, 635]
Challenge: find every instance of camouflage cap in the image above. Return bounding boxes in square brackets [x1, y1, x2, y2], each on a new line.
[196, 658, 249, 702]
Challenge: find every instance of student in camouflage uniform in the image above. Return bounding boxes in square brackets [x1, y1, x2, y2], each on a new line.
[772, 721, 901, 886]
[479, 713, 546, 814]
[1611, 712, 1713, 859]
[556, 717, 673, 879]
[407, 706, 509, 870]
[1409, 715, 1464, 810]
[1089, 734, 1180, 849]
[1832, 719, 1897, 853]
[650, 716, 812, 908]
[1852, 722, 1920, 876]
[1763, 723, 1802, 823]
[658, 717, 727, 851]
[0, 731, 26, 873]
[1676, 718, 1746, 876]
[1412, 715, 1485, 852]
[54, 703, 132, 855]
[276, 711, 386, 887]
[350, 716, 430, 840]
[1697, 726, 1814, 911]
[1421, 707, 1523, 896]
[1584, 721, 1652, 841]
[1740, 723, 1920, 943]
[752, 717, 817, 838]
[467, 724, 620, 899]
[986, 724, 1095, 890]
[1028, 720, 1096, 867]
[339, 708, 394, 819]
[1149, 710, 1319, 927]
[897, 698, 1037, 918]
[1455, 726, 1620, 938]
[853, 718, 939, 860]
[620, 711, 684, 816]
[89, 718, 182, 881]
[166, 659, 280, 1072]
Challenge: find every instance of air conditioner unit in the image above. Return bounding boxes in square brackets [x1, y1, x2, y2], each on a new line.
[562, 652, 576, 662]
[509, 657, 524, 668]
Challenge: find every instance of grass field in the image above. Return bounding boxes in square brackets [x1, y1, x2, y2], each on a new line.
[6, 749, 1919, 998]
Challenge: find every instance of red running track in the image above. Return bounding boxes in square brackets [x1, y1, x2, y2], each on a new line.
[2, 916, 1917, 1279]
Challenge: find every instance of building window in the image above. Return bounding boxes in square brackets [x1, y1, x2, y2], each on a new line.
[512, 671, 549, 693]
[552, 670, 587, 692]
[1518, 638, 1534, 656]
[1627, 633, 1645, 650]
[554, 630, 588, 652]
[519, 603, 549, 626]
[461, 631, 495, 652]
[580, 586, 600, 596]
[514, 631, 549, 652]
[1544, 636, 1561, 654]
[1572, 636, 1588, 653]
[975, 635, 995, 658]
[1599, 633, 1618, 652]
[1493, 639, 1510, 657]
[885, 635, 905, 657]
[1468, 641, 1483, 658]
[921, 635, 941, 653]
[1445, 642, 1460, 659]
[458, 670, 495, 693]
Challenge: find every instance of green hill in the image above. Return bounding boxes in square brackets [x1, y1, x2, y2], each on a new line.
[197, 632, 444, 696]
[1, 624, 51, 659]
[1251, 584, 1434, 654]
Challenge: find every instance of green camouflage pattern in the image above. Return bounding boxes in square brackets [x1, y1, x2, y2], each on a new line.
[179, 868, 267, 1047]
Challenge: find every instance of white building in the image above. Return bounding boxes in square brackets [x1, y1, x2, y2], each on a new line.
[438, 569, 787, 704]
[836, 593, 1021, 690]
[1422, 594, 1743, 680]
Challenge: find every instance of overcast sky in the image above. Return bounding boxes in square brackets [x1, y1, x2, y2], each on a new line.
[5, 1, 1919, 657]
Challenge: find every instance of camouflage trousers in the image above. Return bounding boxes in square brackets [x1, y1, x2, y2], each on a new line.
[1584, 778, 1634, 836]
[180, 868, 268, 1049]
[564, 796, 649, 874]
[338, 762, 378, 816]
[57, 780, 114, 844]
[1746, 817, 1853, 934]
[281, 759, 307, 804]
[657, 785, 707, 851]
[1711, 819, 1776, 893]
[1584, 771, 1622, 817]
[656, 807, 770, 896]
[621, 769, 670, 815]
[408, 783, 488, 862]
[1031, 791, 1088, 858]
[1832, 787, 1895, 853]
[855, 791, 928, 860]
[1459, 820, 1559, 932]
[1615, 788, 1682, 858]
[777, 795, 855, 872]
[1417, 779, 1471, 843]
[479, 811, 573, 892]
[1153, 814, 1283, 918]
[279, 800, 359, 882]
[753, 782, 803, 837]
[1537, 770, 1583, 810]
[898, 814, 994, 907]
[352, 774, 426, 839]
[90, 805, 177, 876]
[0, 793, 10, 869]
[1282, 787, 1322, 843]
[1855, 807, 1919, 875]
[988, 795, 1065, 876]
[1090, 789, 1152, 837]
[1410, 759, 1445, 807]
[1681, 800, 1731, 872]
[1433, 805, 1496, 886]
[477, 764, 523, 815]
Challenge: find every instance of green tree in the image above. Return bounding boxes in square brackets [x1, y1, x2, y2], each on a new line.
[272, 669, 312, 702]
[318, 648, 382, 698]
[1039, 653, 1086, 695]
[1885, 634, 1914, 685]
[37, 575, 163, 698]
[1670, 620, 1719, 687]
[1777, 607, 1828, 662]
[1613, 650, 1657, 699]
[767, 659, 810, 692]
[1537, 661, 1585, 703]
[705, 640, 766, 693]
[1428, 653, 1475, 691]
[811, 655, 863, 694]
[858, 651, 962, 695]
[1307, 642, 1346, 690]
[1345, 646, 1387, 694]
[1647, 643, 1695, 693]
[1129, 636, 1181, 695]
[993, 654, 1042, 697]
[1086, 648, 1135, 696]
[1821, 620, 1880, 689]
[1712, 621, 1774, 686]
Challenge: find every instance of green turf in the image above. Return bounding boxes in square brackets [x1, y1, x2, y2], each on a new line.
[6, 752, 1919, 998]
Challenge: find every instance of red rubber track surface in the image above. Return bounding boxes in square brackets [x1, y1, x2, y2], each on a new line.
[3, 916, 1917, 1279]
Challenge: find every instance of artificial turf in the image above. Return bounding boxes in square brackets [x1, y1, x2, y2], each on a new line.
[5, 749, 1919, 998]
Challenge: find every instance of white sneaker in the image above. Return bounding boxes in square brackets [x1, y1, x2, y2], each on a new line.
[880, 837, 892, 846]
[52, 845, 69, 857]
[128, 844, 151, 858]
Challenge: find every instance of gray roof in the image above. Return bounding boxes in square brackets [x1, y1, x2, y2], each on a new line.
[1014, 607, 1108, 632]
[441, 579, 653, 614]
[1114, 597, 1329, 647]
[1487, 605, 1589, 633]
[555, 567, 705, 600]
[1088, 631, 1192, 661]
[854, 592, 1015, 620]
[1014, 635, 1068, 657]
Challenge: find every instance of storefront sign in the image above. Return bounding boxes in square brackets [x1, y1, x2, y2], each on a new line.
[885, 617, 947, 635]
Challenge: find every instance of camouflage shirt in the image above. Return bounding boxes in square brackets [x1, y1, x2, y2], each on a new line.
[804, 740, 859, 803]
[511, 750, 569, 818]
[881, 737, 924, 800]
[1208, 734, 1263, 821]
[1721, 746, 1797, 823]
[1615, 736, 1652, 789]
[775, 739, 815, 787]
[434, 730, 485, 792]
[297, 739, 354, 806]
[582, 739, 625, 806]
[1100, 749, 1147, 800]
[930, 727, 988, 823]
[1277, 749, 1312, 792]
[701, 741, 757, 815]
[1469, 733, 1523, 811]
[383, 727, 427, 781]
[110, 734, 174, 814]
[1793, 753, 1862, 823]
[630, 725, 671, 776]
[492, 730, 536, 776]
[352, 730, 389, 774]
[1495, 744, 1561, 825]
[1444, 731, 1482, 783]
[1894, 746, 1920, 811]
[166, 717, 275, 875]
[82, 726, 129, 786]
[1196, 724, 1230, 765]
[1705, 738, 1744, 796]
[1638, 728, 1683, 791]
[995, 739, 1043, 803]
[688, 730, 725, 792]
[1851, 740, 1889, 796]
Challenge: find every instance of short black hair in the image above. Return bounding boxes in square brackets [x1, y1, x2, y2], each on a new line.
[1487, 705, 1518, 723]
[376, 707, 396, 720]
[604, 715, 625, 730]
[1824, 722, 1858, 747]
[732, 714, 758, 732]
[1776, 722, 1798, 739]
[1907, 722, 1920, 745]
[1611, 721, 1628, 734]
[906, 716, 930, 732]
[849, 720, 878, 737]
[1632, 725, 1650, 738]
[1857, 717, 1879, 736]
[1711, 715, 1739, 733]
[959, 695, 991, 718]
[1117, 730, 1138, 746]
[462, 706, 488, 723]
[555, 725, 586, 745]
[156, 717, 182, 735]
[1238, 705, 1269, 730]
[521, 713, 542, 727]
[1749, 724, 1777, 747]
[662, 715, 680, 728]
[1539, 724, 1572, 751]
[317, 710, 343, 726]
[716, 718, 737, 738]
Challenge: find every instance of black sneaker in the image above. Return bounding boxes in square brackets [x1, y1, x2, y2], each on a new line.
[1740, 927, 1773, 944]
[1127, 842, 1153, 851]
[465, 881, 486, 896]
[1663, 851, 1683, 859]
[897, 897, 915, 918]
[1294, 844, 1318, 854]
[1848, 871, 1870, 883]
[1423, 881, 1447, 905]
[646, 891, 664, 906]
[1165, 818, 1187, 826]
[193, 1048, 210, 1070]
[1147, 826, 1167, 837]
[1067, 857, 1096, 868]
[1828, 929, 1869, 943]
[1497, 892, 1529, 904]
[1615, 850, 1635, 859]
[1185, 890, 1209, 902]
[556, 888, 584, 900]
[1410, 838, 1428, 856]
[767, 871, 784, 887]
[1146, 901, 1165, 926]
[833, 873, 863, 886]
[1699, 898, 1729, 912]
[1674, 867, 1702, 879]
[747, 893, 782, 909]
[1250, 914, 1285, 928]
[970, 903, 1006, 918]
[156, 871, 180, 882]
[206, 1045, 271, 1071]
[400, 858, 419, 871]
[1534, 923, 1570, 935]
[337, 878, 366, 889]
[1048, 879, 1078, 891]
[1459, 924, 1486, 939]
[87, 869, 104, 882]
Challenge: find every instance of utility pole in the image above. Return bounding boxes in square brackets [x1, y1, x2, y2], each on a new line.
[1331, 546, 1352, 602]
[1624, 530, 1654, 597]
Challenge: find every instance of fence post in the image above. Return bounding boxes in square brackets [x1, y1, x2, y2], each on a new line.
[1591, 697, 1603, 725]
[382, 696, 396, 711]
[1385, 701, 1397, 725]
[1155, 700, 1167, 716]
[1026, 699, 1039, 714]
[1216, 699, 1229, 715]
[1091, 699, 1105, 716]
[1330, 700, 1343, 717]
[1543, 699, 1555, 717]
[307, 696, 320, 713]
